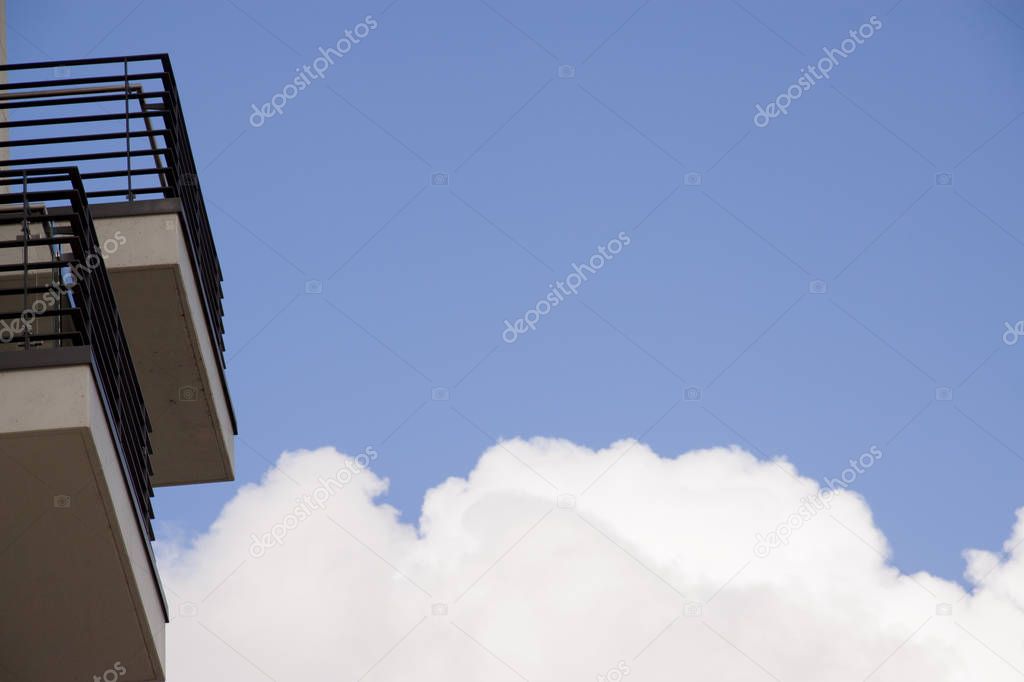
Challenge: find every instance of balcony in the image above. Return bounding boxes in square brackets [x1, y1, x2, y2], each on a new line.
[0, 55, 236, 486]
[0, 168, 165, 680]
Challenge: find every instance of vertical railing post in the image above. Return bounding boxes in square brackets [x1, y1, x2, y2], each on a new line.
[20, 170, 29, 349]
[124, 58, 133, 202]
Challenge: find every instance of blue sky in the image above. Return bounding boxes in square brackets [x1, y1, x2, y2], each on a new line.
[9, 0, 1024, 583]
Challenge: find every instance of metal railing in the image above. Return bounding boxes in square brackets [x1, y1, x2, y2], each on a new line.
[0, 54, 227, 371]
[0, 167, 155, 540]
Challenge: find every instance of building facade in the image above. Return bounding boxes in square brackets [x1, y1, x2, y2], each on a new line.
[0, 11, 234, 681]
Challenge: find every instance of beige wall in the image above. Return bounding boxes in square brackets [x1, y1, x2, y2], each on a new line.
[95, 212, 236, 486]
[0, 364, 167, 680]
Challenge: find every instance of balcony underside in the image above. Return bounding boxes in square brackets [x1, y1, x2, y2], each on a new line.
[0, 360, 165, 682]
[92, 200, 235, 487]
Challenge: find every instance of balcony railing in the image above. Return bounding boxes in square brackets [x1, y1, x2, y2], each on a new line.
[0, 54, 227, 371]
[0, 167, 155, 540]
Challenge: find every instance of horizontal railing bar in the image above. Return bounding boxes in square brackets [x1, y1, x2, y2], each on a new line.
[0, 187, 80, 200]
[79, 168, 165, 180]
[0, 284, 65, 296]
[87, 187, 169, 198]
[0, 235, 77, 248]
[0, 213, 69, 223]
[0, 167, 80, 179]
[0, 109, 167, 128]
[0, 309, 75, 320]
[0, 147, 170, 165]
[0, 72, 167, 91]
[0, 129, 169, 148]
[0, 54, 168, 71]
[0, 91, 169, 109]
[0, 332, 84, 344]
[0, 256, 76, 273]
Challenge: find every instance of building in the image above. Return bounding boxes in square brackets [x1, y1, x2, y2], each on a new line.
[0, 6, 235, 680]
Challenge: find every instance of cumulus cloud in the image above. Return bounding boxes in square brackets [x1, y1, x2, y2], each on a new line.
[158, 439, 1024, 681]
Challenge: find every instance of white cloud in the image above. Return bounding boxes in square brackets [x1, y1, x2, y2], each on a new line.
[158, 439, 1024, 681]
